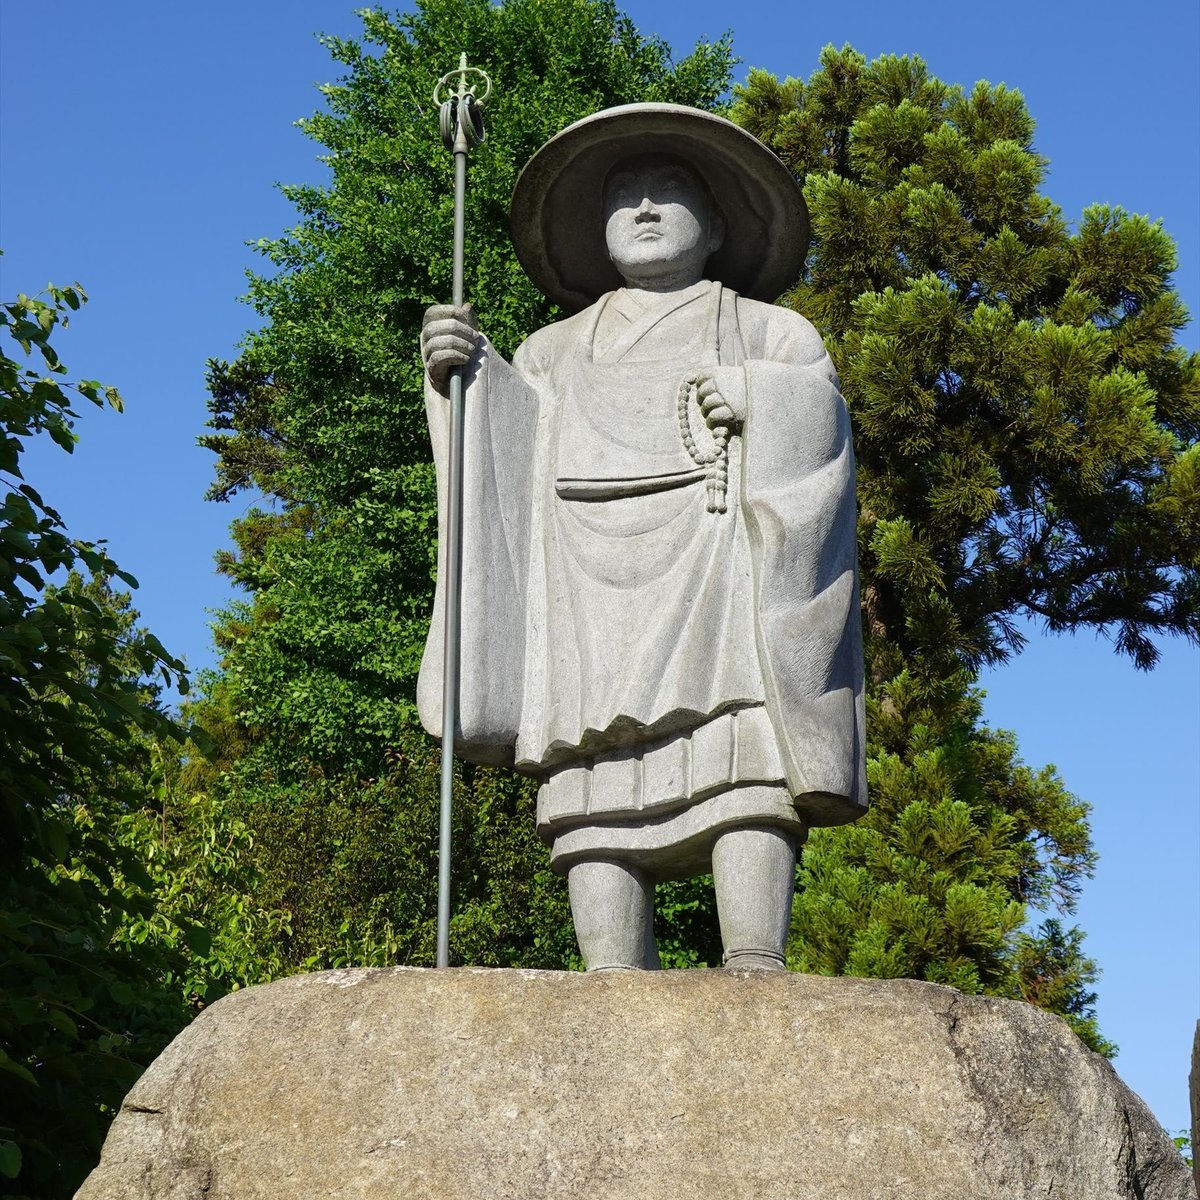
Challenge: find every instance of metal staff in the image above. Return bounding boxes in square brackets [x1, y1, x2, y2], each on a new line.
[432, 54, 491, 968]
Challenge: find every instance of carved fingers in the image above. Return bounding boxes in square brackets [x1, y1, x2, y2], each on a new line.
[421, 303, 480, 390]
[693, 368, 747, 428]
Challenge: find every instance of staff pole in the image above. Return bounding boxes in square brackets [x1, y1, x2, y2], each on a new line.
[433, 54, 490, 969]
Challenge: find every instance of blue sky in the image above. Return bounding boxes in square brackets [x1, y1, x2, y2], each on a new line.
[1, 0, 1196, 1139]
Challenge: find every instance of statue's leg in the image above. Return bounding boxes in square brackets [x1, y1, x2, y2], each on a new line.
[567, 858, 659, 971]
[711, 825, 798, 970]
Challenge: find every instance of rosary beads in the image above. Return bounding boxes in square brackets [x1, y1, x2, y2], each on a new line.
[677, 374, 730, 514]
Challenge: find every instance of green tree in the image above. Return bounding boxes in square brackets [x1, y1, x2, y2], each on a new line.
[731, 47, 1196, 1051]
[197, 0, 734, 971]
[0, 283, 195, 1195]
[733, 50, 1198, 670]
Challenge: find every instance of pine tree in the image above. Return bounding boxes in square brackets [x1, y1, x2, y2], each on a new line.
[732, 50, 1198, 671]
[731, 48, 1197, 1051]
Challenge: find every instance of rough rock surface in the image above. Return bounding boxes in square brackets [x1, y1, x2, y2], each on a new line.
[1191, 1020, 1199, 1194]
[77, 968, 1193, 1200]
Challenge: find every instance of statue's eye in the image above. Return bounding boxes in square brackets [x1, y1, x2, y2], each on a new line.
[608, 176, 638, 204]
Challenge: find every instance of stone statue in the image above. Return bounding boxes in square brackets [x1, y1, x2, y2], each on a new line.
[418, 104, 866, 971]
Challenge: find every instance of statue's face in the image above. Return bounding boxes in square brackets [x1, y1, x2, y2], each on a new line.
[602, 158, 721, 288]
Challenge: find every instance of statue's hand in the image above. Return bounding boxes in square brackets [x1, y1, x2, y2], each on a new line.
[421, 303, 480, 392]
[694, 367, 747, 429]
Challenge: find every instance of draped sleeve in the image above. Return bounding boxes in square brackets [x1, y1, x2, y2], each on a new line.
[416, 338, 542, 765]
[737, 301, 867, 821]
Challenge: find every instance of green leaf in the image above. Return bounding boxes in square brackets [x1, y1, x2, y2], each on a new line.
[0, 1139, 21, 1179]
[181, 921, 213, 958]
[47, 419, 76, 453]
[107, 980, 135, 1006]
[0, 1048, 36, 1085]
[47, 1007, 79, 1039]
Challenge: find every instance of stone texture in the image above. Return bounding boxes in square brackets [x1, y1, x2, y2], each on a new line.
[1191, 1019, 1199, 1194]
[77, 967, 1193, 1200]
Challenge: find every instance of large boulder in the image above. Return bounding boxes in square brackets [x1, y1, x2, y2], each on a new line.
[77, 967, 1193, 1199]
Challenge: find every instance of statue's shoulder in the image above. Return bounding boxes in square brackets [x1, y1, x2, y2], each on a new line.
[513, 300, 602, 376]
[729, 292, 831, 368]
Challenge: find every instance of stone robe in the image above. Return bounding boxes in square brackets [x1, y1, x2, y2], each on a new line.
[418, 281, 866, 877]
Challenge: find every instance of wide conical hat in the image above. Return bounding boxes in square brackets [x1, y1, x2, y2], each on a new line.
[510, 103, 809, 313]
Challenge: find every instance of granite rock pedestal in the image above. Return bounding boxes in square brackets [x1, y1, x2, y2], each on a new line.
[77, 967, 1193, 1199]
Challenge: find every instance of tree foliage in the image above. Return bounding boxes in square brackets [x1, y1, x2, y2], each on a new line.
[0, 284, 195, 1195]
[194, 0, 736, 975]
[731, 47, 1196, 1053]
[733, 49, 1199, 672]
[0, 281, 306, 1196]
[788, 671, 1113, 1052]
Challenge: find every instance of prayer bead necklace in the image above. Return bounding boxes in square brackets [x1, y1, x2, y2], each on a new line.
[677, 373, 730, 514]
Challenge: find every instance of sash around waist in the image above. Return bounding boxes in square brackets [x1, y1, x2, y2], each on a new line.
[554, 467, 708, 501]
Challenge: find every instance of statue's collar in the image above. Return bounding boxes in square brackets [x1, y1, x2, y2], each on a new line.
[609, 280, 712, 323]
[587, 281, 720, 363]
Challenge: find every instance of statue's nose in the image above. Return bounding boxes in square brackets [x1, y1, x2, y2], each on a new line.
[634, 197, 659, 222]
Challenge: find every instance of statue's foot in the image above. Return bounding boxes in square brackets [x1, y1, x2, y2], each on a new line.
[723, 950, 786, 971]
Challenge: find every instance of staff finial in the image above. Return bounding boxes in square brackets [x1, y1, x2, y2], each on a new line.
[435, 53, 491, 152]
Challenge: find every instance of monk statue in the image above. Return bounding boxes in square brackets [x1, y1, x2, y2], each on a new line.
[418, 104, 866, 972]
